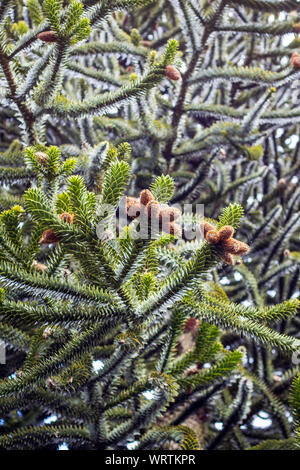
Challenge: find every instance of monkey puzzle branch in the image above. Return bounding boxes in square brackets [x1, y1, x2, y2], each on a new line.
[162, 2, 227, 168]
[0, 48, 36, 145]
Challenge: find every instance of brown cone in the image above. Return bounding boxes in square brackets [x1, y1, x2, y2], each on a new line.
[199, 221, 215, 237]
[222, 238, 249, 255]
[165, 65, 181, 81]
[206, 229, 220, 244]
[37, 31, 58, 43]
[291, 52, 300, 68]
[218, 225, 234, 241]
[146, 200, 161, 220]
[126, 197, 143, 219]
[126, 196, 138, 214]
[60, 212, 75, 224]
[234, 240, 250, 255]
[184, 317, 199, 333]
[159, 206, 181, 223]
[140, 189, 155, 206]
[127, 201, 143, 219]
[40, 229, 59, 244]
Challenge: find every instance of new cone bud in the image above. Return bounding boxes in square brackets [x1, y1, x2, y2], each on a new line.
[59, 212, 75, 224]
[35, 151, 48, 166]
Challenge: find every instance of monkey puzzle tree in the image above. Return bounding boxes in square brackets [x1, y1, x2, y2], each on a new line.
[0, 0, 299, 450]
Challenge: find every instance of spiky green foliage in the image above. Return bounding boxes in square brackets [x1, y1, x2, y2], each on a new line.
[290, 374, 300, 445]
[0, 144, 298, 450]
[0, 0, 299, 452]
[0, 0, 178, 148]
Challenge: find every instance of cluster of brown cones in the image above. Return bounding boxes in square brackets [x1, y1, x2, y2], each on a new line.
[200, 221, 250, 265]
[291, 51, 300, 68]
[38, 197, 249, 265]
[39, 212, 75, 244]
[126, 189, 182, 236]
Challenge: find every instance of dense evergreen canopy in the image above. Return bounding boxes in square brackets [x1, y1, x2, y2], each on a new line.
[0, 0, 299, 450]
